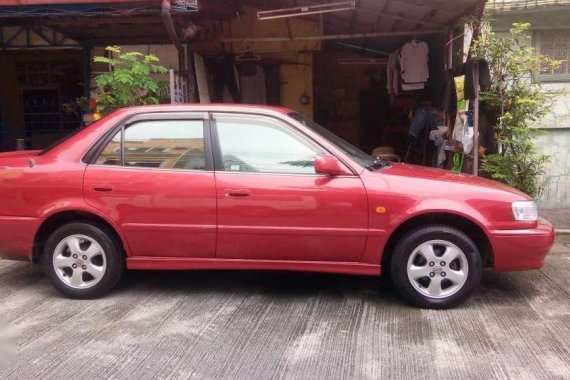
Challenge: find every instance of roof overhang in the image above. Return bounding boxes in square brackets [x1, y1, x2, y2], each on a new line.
[0, 0, 484, 48]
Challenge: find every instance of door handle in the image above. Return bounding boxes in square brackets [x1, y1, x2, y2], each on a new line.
[92, 184, 113, 192]
[225, 189, 251, 197]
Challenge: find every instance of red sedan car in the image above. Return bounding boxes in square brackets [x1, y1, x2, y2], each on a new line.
[0, 105, 554, 308]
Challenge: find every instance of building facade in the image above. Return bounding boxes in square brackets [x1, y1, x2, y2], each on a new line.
[489, 0, 570, 208]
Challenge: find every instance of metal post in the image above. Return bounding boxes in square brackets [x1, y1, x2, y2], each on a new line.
[169, 68, 175, 104]
[473, 60, 480, 176]
[221, 29, 445, 43]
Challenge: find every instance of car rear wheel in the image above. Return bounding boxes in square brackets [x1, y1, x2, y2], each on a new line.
[390, 225, 482, 309]
[43, 222, 124, 299]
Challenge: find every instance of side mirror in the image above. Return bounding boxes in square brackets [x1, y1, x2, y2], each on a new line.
[314, 154, 342, 176]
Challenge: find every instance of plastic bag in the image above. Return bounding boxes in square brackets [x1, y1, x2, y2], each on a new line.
[452, 113, 474, 155]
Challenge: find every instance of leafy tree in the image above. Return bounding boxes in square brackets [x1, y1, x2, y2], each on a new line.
[472, 22, 561, 197]
[93, 46, 168, 115]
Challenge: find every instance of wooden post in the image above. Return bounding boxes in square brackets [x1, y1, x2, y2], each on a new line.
[473, 60, 480, 176]
[186, 42, 197, 103]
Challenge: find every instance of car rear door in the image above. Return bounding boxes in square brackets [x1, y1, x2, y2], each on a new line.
[212, 112, 369, 262]
[83, 112, 217, 258]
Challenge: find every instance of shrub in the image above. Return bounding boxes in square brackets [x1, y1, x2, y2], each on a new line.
[472, 22, 561, 197]
[93, 46, 168, 115]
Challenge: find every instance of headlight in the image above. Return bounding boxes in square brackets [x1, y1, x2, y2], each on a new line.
[512, 201, 538, 221]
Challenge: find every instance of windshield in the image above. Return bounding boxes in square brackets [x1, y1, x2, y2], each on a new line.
[288, 112, 378, 168]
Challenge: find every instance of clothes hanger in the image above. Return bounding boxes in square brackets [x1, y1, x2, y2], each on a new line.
[236, 51, 261, 62]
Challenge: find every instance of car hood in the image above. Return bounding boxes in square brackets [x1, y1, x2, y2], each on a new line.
[375, 163, 531, 200]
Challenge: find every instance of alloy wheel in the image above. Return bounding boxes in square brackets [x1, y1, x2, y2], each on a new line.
[406, 240, 469, 299]
[52, 234, 107, 289]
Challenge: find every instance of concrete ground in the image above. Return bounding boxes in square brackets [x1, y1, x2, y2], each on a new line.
[0, 243, 569, 380]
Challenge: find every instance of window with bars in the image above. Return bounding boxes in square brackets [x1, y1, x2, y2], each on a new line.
[535, 30, 570, 81]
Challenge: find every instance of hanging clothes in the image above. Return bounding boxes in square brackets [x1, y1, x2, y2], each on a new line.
[399, 40, 429, 91]
[386, 51, 400, 97]
[438, 57, 491, 136]
[212, 56, 240, 103]
[438, 69, 457, 114]
[402, 82, 425, 91]
[464, 58, 491, 100]
[223, 65, 240, 103]
[409, 106, 440, 138]
[386, 54, 394, 95]
[240, 65, 267, 105]
[452, 57, 491, 100]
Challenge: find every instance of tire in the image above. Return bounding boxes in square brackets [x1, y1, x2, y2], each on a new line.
[42, 222, 124, 299]
[390, 225, 482, 309]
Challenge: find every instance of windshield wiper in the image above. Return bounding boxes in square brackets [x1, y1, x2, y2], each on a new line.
[366, 157, 391, 170]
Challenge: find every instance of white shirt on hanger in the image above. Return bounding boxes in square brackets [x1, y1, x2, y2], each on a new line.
[399, 40, 429, 86]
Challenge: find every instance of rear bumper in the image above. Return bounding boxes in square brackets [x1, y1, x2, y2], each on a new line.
[489, 218, 555, 272]
[0, 216, 41, 262]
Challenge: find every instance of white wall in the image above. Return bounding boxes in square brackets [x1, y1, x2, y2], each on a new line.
[535, 129, 570, 207]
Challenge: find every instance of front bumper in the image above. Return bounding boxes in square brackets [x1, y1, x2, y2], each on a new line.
[489, 218, 555, 272]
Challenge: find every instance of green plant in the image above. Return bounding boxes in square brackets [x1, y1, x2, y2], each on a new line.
[75, 97, 92, 113]
[472, 22, 561, 197]
[93, 46, 168, 115]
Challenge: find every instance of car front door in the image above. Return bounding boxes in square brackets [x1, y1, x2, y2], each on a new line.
[212, 112, 368, 262]
[84, 113, 216, 258]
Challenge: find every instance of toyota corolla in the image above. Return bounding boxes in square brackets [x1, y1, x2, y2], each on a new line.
[0, 105, 554, 308]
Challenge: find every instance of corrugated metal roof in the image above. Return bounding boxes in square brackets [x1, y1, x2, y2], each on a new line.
[0, 0, 483, 46]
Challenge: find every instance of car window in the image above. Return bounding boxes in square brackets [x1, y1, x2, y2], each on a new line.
[288, 112, 377, 168]
[95, 120, 206, 170]
[95, 130, 122, 166]
[215, 115, 321, 174]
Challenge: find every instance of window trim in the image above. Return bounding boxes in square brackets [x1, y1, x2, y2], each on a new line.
[85, 112, 213, 171]
[210, 112, 349, 176]
[534, 29, 570, 82]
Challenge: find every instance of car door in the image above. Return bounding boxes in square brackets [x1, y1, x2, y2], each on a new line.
[84, 113, 217, 258]
[212, 112, 368, 262]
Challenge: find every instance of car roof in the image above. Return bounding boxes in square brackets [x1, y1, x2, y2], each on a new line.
[116, 103, 294, 116]
[51, 103, 297, 159]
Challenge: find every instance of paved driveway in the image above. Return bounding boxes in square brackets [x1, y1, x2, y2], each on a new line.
[0, 244, 569, 380]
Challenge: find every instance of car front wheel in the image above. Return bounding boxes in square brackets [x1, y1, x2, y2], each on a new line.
[43, 222, 124, 299]
[390, 225, 482, 309]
